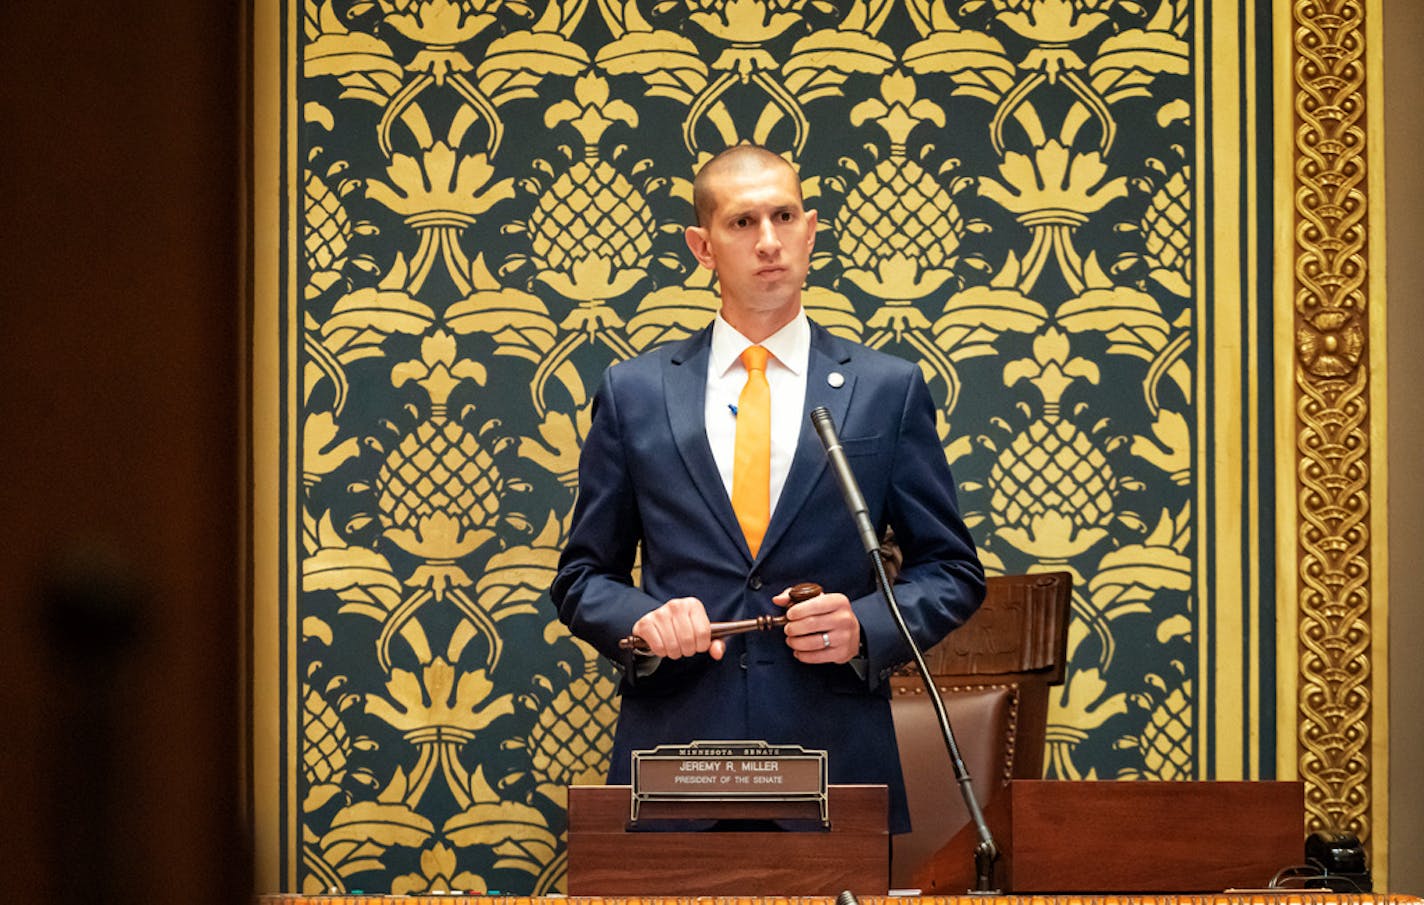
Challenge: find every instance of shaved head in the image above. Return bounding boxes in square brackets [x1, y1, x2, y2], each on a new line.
[692, 145, 803, 226]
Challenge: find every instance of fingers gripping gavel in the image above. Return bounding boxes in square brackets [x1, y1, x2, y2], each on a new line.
[617, 582, 823, 653]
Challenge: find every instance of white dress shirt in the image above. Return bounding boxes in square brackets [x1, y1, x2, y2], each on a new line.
[704, 311, 810, 516]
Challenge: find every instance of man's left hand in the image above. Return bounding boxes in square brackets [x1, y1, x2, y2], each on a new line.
[773, 587, 861, 664]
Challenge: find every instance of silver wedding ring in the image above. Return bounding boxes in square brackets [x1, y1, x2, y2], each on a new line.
[821, 632, 831, 649]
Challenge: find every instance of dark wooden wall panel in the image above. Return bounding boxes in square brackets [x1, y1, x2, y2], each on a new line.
[0, 5, 246, 904]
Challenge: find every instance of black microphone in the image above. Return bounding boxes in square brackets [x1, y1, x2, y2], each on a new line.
[810, 405, 1001, 894]
[810, 406, 880, 555]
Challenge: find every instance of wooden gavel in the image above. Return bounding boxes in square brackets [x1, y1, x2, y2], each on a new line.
[617, 582, 823, 653]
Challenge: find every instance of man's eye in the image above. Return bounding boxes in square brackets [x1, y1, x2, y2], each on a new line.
[778, 211, 793, 222]
[734, 218, 749, 228]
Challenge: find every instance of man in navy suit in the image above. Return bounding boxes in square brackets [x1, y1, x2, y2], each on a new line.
[551, 145, 984, 833]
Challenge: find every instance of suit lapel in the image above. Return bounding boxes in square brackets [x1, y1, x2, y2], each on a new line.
[664, 328, 751, 560]
[757, 324, 856, 562]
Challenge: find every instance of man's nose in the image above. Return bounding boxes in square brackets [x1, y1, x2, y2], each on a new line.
[755, 218, 781, 254]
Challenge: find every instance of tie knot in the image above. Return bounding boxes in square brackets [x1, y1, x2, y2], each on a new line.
[741, 345, 769, 374]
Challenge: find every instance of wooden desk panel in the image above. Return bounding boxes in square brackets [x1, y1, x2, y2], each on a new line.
[567, 784, 889, 896]
[918, 781, 1307, 894]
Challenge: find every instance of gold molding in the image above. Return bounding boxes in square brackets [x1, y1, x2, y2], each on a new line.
[251, 0, 292, 893]
[1286, 0, 1385, 872]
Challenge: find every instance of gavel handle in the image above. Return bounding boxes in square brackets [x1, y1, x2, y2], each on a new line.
[618, 615, 788, 652]
[616, 582, 821, 654]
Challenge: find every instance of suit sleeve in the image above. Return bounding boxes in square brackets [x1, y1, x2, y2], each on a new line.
[848, 369, 986, 687]
[549, 371, 664, 664]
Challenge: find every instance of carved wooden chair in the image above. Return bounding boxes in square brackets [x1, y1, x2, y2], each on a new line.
[888, 571, 1072, 889]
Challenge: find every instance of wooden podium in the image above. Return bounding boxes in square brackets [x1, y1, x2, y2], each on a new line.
[916, 780, 1305, 893]
[566, 784, 889, 895]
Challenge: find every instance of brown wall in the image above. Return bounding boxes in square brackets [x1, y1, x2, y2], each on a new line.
[0, 6, 247, 904]
[1385, 0, 1424, 894]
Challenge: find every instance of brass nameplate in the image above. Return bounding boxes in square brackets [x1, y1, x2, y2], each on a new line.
[630, 740, 829, 825]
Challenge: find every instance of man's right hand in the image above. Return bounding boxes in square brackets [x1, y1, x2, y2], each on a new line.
[630, 596, 726, 660]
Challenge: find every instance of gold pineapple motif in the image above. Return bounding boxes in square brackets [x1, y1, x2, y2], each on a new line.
[1141, 168, 1190, 278]
[991, 418, 1115, 536]
[990, 328, 1118, 560]
[304, 169, 350, 276]
[360, 331, 519, 673]
[1124, 653, 1194, 781]
[527, 655, 619, 788]
[371, 331, 502, 566]
[839, 156, 963, 268]
[302, 683, 350, 787]
[518, 74, 654, 304]
[373, 332, 506, 566]
[503, 73, 655, 410]
[377, 420, 502, 540]
[835, 72, 968, 305]
[527, 157, 653, 276]
[1125, 157, 1194, 297]
[1137, 680, 1192, 780]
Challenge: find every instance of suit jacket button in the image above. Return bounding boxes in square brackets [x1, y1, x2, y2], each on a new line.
[748, 575, 763, 590]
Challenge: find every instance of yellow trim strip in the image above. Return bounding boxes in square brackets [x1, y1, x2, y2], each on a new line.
[1271, 0, 1301, 787]
[1191, 0, 1211, 780]
[1210, 2, 1246, 781]
[285, 0, 301, 885]
[1365, 0, 1390, 884]
[1244, 1, 1262, 780]
[252, 0, 283, 893]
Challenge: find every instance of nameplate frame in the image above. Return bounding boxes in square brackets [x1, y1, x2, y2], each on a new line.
[630, 740, 829, 825]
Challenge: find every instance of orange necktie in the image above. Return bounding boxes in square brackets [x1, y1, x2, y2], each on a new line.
[732, 345, 771, 556]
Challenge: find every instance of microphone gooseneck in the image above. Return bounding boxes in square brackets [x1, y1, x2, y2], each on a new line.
[809, 405, 1001, 895]
[809, 406, 880, 555]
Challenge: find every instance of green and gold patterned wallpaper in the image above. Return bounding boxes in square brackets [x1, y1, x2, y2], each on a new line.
[253, 0, 1328, 894]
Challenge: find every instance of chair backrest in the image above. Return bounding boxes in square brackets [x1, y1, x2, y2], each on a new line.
[889, 571, 1072, 889]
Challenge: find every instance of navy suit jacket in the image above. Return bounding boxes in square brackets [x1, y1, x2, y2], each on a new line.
[551, 320, 985, 832]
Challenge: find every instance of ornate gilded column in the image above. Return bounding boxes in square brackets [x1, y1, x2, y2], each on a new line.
[1281, 0, 1389, 875]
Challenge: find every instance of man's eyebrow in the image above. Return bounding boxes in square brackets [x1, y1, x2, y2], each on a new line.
[723, 203, 800, 221]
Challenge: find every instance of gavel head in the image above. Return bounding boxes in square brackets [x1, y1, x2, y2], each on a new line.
[787, 582, 822, 603]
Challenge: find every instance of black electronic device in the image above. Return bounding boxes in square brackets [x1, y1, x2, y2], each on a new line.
[1304, 830, 1371, 893]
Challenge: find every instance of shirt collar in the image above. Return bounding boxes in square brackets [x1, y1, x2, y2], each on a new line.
[710, 309, 810, 377]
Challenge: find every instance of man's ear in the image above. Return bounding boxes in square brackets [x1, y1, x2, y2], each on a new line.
[685, 225, 715, 270]
[804, 209, 818, 254]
